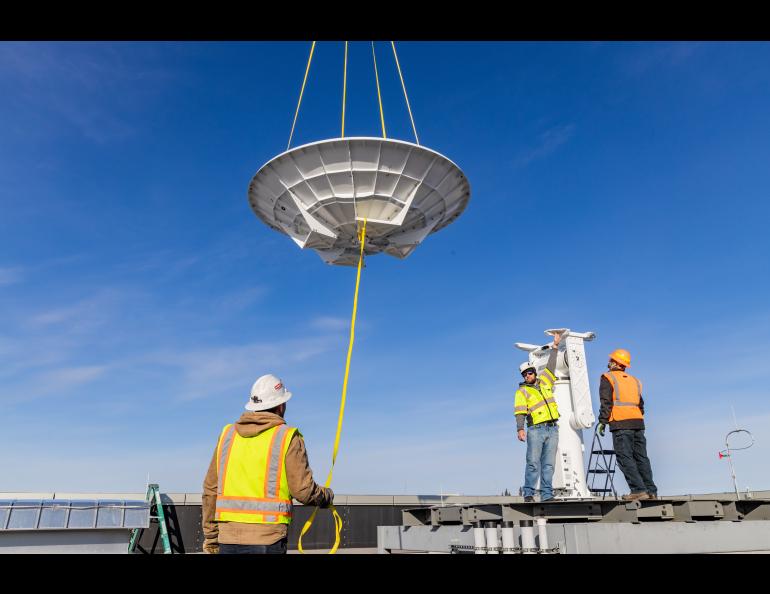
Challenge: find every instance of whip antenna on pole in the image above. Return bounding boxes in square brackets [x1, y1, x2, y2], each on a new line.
[719, 428, 755, 500]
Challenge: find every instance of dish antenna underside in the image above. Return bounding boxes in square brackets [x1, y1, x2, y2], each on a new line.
[248, 137, 471, 266]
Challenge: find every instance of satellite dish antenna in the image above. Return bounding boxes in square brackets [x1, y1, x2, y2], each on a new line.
[248, 136, 470, 265]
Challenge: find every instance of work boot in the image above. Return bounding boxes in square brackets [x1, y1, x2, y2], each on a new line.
[524, 496, 535, 503]
[622, 492, 649, 501]
[647, 493, 658, 500]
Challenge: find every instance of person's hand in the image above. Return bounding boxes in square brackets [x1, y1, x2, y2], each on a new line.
[517, 429, 526, 442]
[203, 538, 219, 554]
[597, 422, 606, 437]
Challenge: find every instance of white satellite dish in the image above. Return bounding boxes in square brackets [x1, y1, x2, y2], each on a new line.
[248, 137, 471, 266]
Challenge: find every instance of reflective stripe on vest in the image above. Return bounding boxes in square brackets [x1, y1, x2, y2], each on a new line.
[215, 423, 296, 525]
[540, 368, 556, 388]
[527, 395, 558, 412]
[215, 497, 292, 514]
[265, 424, 290, 499]
[217, 424, 236, 495]
[604, 371, 643, 421]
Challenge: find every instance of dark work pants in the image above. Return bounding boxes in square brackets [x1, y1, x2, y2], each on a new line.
[219, 538, 288, 554]
[612, 429, 657, 495]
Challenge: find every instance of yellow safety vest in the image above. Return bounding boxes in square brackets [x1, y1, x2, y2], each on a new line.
[514, 368, 560, 426]
[603, 370, 643, 422]
[215, 423, 298, 525]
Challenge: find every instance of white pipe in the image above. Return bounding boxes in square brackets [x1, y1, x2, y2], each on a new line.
[473, 522, 487, 554]
[520, 520, 536, 554]
[551, 381, 591, 498]
[501, 521, 516, 554]
[484, 522, 499, 554]
[536, 517, 549, 552]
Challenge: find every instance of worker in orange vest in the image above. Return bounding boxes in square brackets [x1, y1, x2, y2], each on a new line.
[597, 349, 658, 501]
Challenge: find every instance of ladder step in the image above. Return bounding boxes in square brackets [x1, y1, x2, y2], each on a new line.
[592, 449, 615, 455]
[587, 469, 614, 474]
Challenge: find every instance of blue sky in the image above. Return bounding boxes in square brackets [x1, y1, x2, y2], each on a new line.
[1, 41, 769, 496]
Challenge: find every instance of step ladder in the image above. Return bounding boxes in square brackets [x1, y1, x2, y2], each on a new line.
[586, 427, 618, 500]
[128, 483, 172, 554]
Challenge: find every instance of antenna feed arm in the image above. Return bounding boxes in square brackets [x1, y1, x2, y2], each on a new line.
[546, 328, 596, 342]
[514, 342, 541, 352]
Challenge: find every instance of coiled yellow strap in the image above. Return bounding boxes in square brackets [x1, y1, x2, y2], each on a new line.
[298, 220, 367, 554]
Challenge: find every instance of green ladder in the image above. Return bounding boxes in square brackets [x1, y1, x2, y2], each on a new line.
[128, 483, 172, 554]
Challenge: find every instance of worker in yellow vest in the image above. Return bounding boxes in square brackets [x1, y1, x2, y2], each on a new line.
[597, 349, 658, 501]
[201, 374, 333, 554]
[515, 332, 561, 503]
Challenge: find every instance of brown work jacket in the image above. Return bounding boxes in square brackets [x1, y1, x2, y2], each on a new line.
[202, 411, 333, 546]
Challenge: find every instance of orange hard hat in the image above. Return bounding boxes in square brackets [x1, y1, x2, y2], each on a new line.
[609, 348, 631, 368]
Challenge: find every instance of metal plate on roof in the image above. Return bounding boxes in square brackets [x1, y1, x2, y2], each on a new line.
[0, 500, 150, 531]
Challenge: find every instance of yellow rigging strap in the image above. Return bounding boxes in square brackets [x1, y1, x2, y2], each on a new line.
[287, 41, 316, 151]
[371, 42, 387, 138]
[298, 219, 368, 554]
[341, 41, 349, 138]
[391, 41, 419, 145]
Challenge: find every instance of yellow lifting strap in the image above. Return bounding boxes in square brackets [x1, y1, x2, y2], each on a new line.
[391, 41, 419, 145]
[287, 41, 316, 151]
[298, 219, 367, 554]
[371, 42, 387, 138]
[341, 41, 349, 138]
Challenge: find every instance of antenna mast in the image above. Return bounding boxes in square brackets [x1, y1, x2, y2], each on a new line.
[719, 428, 755, 500]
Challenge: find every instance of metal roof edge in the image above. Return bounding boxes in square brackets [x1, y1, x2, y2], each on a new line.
[2, 490, 768, 504]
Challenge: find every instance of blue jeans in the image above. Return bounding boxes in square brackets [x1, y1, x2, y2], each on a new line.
[612, 429, 657, 495]
[219, 538, 288, 554]
[523, 422, 559, 499]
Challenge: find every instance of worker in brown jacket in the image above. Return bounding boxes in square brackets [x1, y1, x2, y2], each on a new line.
[202, 374, 333, 554]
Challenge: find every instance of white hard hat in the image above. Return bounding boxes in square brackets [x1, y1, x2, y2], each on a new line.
[519, 362, 536, 375]
[245, 374, 293, 411]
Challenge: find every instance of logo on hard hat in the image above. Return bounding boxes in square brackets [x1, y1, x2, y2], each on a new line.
[274, 382, 283, 391]
[251, 395, 262, 403]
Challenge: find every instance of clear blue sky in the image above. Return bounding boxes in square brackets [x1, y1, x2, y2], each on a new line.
[1, 41, 768, 496]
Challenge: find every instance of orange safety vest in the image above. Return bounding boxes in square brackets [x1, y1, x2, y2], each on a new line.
[603, 370, 643, 422]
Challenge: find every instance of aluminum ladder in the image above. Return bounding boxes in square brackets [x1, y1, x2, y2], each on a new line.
[586, 427, 618, 499]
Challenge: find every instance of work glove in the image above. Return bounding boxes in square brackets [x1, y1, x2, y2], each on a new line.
[320, 487, 335, 509]
[203, 538, 219, 554]
[597, 422, 606, 437]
